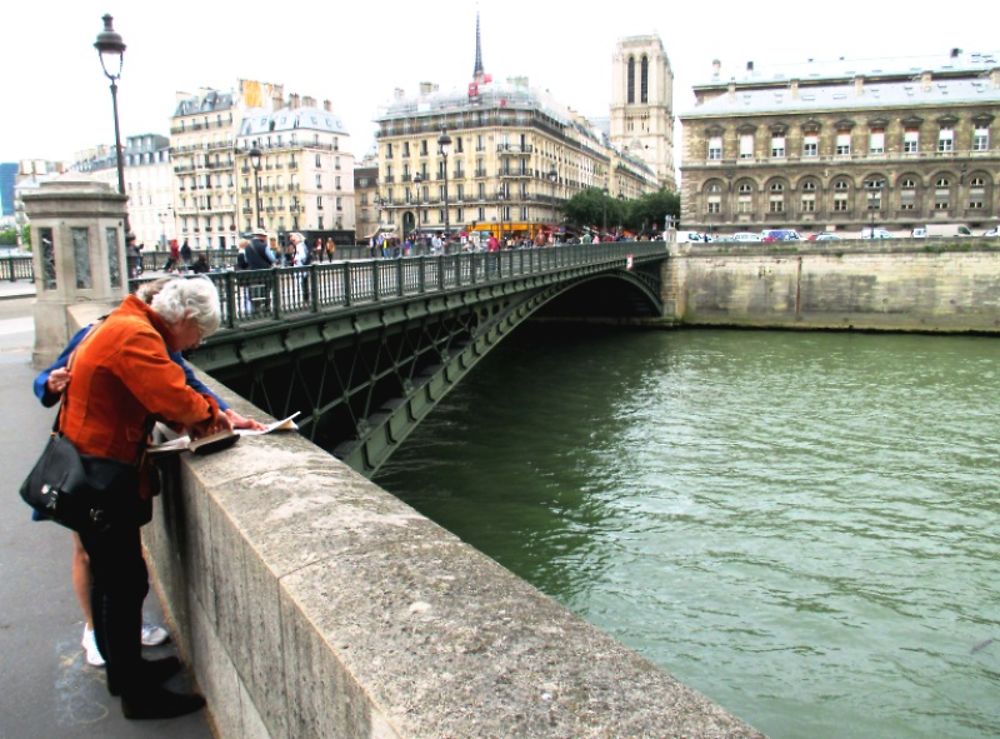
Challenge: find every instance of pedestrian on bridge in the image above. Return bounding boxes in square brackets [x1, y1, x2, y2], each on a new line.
[44, 279, 231, 719]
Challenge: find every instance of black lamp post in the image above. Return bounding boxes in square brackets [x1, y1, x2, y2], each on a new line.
[413, 173, 423, 240]
[438, 130, 452, 249]
[497, 185, 506, 246]
[94, 14, 129, 236]
[249, 145, 263, 229]
[548, 167, 558, 224]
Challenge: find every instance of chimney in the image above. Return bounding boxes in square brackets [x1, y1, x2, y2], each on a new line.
[175, 90, 192, 103]
[289, 93, 300, 109]
[323, 99, 332, 112]
[950, 47, 962, 58]
[712, 59, 721, 79]
[302, 96, 316, 108]
[746, 61, 754, 74]
[273, 94, 283, 110]
[394, 88, 405, 100]
[790, 79, 799, 99]
[854, 74, 864, 95]
[419, 81, 435, 95]
[920, 71, 932, 92]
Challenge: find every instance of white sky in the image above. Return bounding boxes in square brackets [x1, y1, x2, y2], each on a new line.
[5, 0, 1000, 166]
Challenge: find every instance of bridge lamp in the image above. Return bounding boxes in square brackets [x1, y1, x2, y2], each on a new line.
[497, 185, 506, 245]
[413, 173, 423, 239]
[94, 14, 129, 237]
[438, 130, 452, 246]
[548, 167, 559, 226]
[249, 145, 263, 229]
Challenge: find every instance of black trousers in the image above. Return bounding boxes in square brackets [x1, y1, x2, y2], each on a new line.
[79, 520, 149, 696]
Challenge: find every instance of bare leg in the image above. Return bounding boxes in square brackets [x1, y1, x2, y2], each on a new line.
[72, 533, 92, 626]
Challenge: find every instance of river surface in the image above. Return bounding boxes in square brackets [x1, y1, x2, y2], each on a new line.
[374, 326, 999, 738]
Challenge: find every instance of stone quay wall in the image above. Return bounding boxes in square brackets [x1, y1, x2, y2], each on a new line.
[143, 378, 762, 738]
[661, 240, 1000, 333]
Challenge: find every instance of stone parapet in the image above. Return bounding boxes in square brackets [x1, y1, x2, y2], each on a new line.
[144, 382, 762, 738]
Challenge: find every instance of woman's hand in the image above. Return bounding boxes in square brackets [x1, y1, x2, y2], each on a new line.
[224, 408, 267, 431]
[46, 367, 71, 395]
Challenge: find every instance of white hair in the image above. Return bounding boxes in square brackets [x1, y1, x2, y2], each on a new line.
[150, 277, 222, 337]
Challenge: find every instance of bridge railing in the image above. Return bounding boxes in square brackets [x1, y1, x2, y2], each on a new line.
[199, 242, 666, 330]
[0, 255, 34, 282]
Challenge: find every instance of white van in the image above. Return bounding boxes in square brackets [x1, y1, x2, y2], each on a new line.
[732, 232, 763, 242]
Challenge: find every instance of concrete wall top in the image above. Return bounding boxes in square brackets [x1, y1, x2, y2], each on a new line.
[149, 381, 763, 738]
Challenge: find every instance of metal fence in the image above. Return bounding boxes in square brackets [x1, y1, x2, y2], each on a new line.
[194, 242, 666, 331]
[0, 256, 33, 282]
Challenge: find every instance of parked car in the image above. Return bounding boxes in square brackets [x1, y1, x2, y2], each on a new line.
[731, 232, 763, 242]
[982, 227, 999, 237]
[811, 232, 841, 241]
[762, 229, 802, 242]
[676, 231, 712, 244]
[861, 227, 893, 239]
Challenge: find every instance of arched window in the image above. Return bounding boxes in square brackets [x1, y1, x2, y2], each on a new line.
[640, 56, 649, 103]
[627, 57, 635, 104]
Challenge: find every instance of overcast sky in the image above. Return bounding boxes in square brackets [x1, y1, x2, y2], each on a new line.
[5, 0, 999, 166]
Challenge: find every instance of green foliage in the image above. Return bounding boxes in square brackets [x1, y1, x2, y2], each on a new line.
[0, 228, 17, 246]
[562, 187, 680, 234]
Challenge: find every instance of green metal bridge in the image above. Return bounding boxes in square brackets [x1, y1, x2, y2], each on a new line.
[193, 242, 668, 476]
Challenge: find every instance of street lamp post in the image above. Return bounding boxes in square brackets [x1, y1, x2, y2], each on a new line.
[413, 173, 423, 244]
[548, 167, 558, 226]
[438, 130, 452, 250]
[497, 185, 505, 247]
[158, 207, 172, 248]
[94, 14, 129, 237]
[249, 145, 263, 229]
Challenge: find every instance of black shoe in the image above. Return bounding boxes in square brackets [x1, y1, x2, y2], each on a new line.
[108, 657, 183, 696]
[121, 686, 206, 720]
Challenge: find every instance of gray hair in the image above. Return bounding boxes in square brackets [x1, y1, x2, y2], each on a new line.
[290, 232, 305, 244]
[134, 276, 180, 304]
[150, 277, 222, 337]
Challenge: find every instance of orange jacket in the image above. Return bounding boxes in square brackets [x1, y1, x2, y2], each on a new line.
[61, 295, 219, 463]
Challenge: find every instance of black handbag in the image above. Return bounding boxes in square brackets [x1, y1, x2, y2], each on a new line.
[21, 327, 139, 534]
[20, 433, 112, 533]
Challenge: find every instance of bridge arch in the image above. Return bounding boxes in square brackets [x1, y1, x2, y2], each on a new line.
[197, 257, 664, 476]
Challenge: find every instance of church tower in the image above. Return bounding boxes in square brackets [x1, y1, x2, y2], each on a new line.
[610, 36, 676, 190]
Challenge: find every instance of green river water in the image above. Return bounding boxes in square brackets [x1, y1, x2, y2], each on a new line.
[374, 326, 999, 738]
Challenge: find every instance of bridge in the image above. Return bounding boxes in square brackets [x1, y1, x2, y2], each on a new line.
[191, 242, 668, 476]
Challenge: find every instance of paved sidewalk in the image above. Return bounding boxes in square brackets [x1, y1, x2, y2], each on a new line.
[0, 304, 212, 738]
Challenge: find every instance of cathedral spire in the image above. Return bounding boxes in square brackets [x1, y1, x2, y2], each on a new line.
[473, 11, 484, 80]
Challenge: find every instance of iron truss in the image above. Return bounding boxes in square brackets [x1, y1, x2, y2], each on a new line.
[194, 248, 665, 476]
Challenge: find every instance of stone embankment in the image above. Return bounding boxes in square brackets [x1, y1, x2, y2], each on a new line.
[662, 239, 1000, 333]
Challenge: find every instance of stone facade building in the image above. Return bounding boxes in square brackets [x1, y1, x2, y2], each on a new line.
[74, 134, 174, 247]
[679, 50, 1000, 236]
[234, 96, 355, 237]
[373, 17, 658, 241]
[610, 35, 676, 191]
[353, 159, 379, 242]
[170, 80, 354, 249]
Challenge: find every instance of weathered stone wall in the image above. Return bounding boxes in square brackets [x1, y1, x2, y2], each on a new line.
[663, 241, 1000, 332]
[143, 382, 762, 738]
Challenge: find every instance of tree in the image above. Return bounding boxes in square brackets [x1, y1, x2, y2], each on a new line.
[625, 189, 680, 234]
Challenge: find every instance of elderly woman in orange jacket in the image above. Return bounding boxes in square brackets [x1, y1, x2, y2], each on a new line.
[60, 277, 230, 720]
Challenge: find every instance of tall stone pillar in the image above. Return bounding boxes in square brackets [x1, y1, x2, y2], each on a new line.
[22, 177, 129, 368]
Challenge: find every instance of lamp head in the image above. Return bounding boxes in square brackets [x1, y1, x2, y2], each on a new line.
[249, 146, 262, 170]
[94, 14, 126, 80]
[437, 130, 452, 156]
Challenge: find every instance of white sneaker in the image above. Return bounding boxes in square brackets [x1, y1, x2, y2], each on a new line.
[81, 625, 105, 667]
[141, 622, 169, 647]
